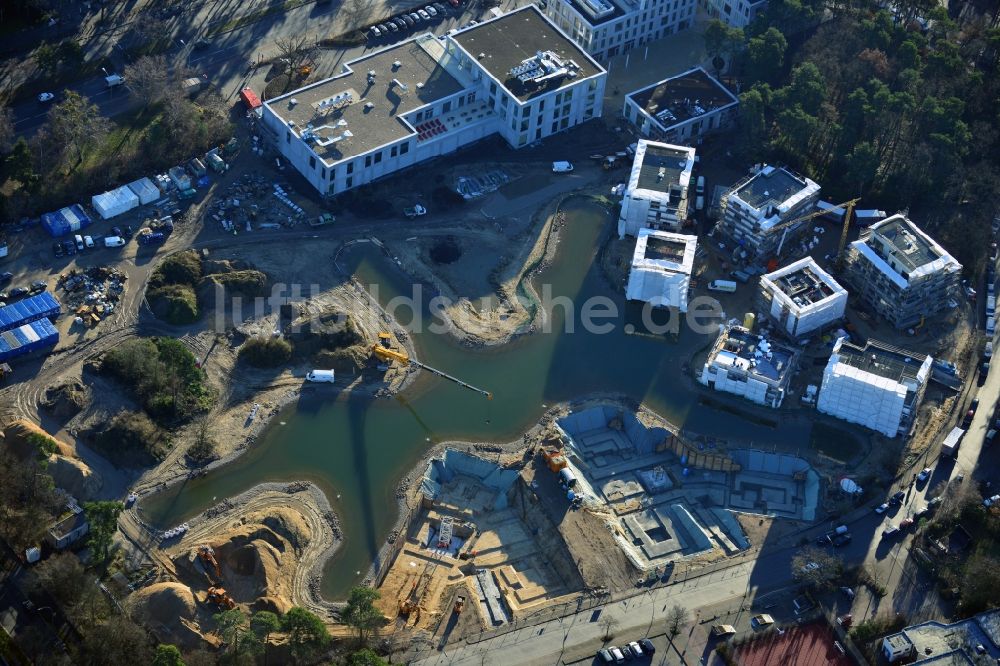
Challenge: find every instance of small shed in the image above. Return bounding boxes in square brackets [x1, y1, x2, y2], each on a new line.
[46, 507, 89, 550]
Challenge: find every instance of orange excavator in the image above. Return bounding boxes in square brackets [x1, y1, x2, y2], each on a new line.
[198, 545, 222, 582]
[208, 587, 235, 610]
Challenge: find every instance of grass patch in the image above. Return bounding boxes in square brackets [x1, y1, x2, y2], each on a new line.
[239, 337, 293, 367]
[809, 422, 863, 462]
[203, 270, 269, 298]
[207, 0, 314, 36]
[148, 283, 200, 324]
[92, 411, 171, 467]
[101, 338, 214, 423]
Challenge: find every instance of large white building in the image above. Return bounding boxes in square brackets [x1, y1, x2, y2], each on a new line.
[817, 337, 932, 438]
[618, 140, 696, 237]
[843, 214, 962, 330]
[717, 164, 821, 263]
[261, 7, 606, 196]
[542, 0, 696, 62]
[699, 325, 797, 408]
[758, 257, 847, 339]
[703, 0, 768, 27]
[623, 67, 739, 145]
[625, 228, 697, 312]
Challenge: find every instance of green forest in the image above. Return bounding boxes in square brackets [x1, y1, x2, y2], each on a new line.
[705, 0, 1000, 271]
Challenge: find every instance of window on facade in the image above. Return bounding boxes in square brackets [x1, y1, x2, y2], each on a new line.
[535, 127, 542, 140]
[365, 155, 371, 168]
[551, 121, 559, 133]
[443, 101, 451, 113]
[467, 92, 476, 104]
[374, 152, 382, 164]
[560, 117, 569, 130]
[286, 131, 291, 143]
[562, 103, 571, 117]
[400, 142, 409, 155]
[347, 162, 354, 174]
[615, 23, 623, 32]
[539, 99, 545, 111]
[309, 156, 316, 169]
[346, 176, 352, 188]
[321, 168, 326, 179]
[489, 82, 497, 95]
[391, 146, 398, 157]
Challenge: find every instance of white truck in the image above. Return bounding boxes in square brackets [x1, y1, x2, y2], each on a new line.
[708, 279, 737, 293]
[941, 426, 965, 458]
[306, 369, 335, 383]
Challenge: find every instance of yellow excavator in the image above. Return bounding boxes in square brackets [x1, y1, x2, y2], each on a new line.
[373, 333, 493, 400]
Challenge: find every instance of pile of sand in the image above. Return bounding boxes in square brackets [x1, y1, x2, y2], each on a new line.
[46, 455, 103, 499]
[3, 420, 75, 458]
[130, 582, 205, 650]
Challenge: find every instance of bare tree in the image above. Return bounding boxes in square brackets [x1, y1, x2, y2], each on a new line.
[666, 604, 688, 641]
[0, 105, 14, 153]
[46, 91, 111, 165]
[792, 545, 844, 589]
[124, 55, 169, 107]
[274, 35, 316, 77]
[600, 616, 619, 642]
[125, 12, 168, 51]
[339, 0, 376, 31]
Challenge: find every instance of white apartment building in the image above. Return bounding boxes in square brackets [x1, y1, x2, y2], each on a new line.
[625, 228, 697, 311]
[261, 7, 606, 196]
[717, 164, 821, 263]
[699, 325, 797, 408]
[623, 67, 739, 145]
[703, 0, 768, 27]
[758, 257, 847, 339]
[618, 140, 696, 237]
[542, 0, 696, 62]
[817, 337, 932, 438]
[843, 214, 962, 330]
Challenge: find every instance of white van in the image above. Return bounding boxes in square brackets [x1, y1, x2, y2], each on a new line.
[74, 234, 84, 251]
[708, 280, 737, 293]
[696, 194, 705, 211]
[83, 235, 95, 249]
[306, 369, 335, 383]
[552, 161, 574, 173]
[104, 236, 126, 248]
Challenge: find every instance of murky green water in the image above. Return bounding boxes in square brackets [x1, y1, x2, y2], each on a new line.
[141, 197, 811, 599]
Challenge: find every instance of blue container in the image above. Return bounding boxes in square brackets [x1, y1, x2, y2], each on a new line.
[0, 318, 59, 362]
[40, 204, 92, 238]
[0, 292, 61, 332]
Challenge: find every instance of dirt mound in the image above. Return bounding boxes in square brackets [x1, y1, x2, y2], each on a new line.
[131, 581, 204, 649]
[40, 381, 90, 419]
[46, 455, 103, 499]
[252, 595, 291, 615]
[3, 420, 75, 458]
[247, 507, 310, 551]
[311, 344, 368, 375]
[202, 258, 253, 275]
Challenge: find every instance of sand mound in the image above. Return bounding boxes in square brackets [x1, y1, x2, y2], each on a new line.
[40, 381, 89, 419]
[3, 420, 75, 458]
[46, 455, 103, 500]
[246, 507, 310, 551]
[130, 582, 207, 649]
[253, 595, 291, 615]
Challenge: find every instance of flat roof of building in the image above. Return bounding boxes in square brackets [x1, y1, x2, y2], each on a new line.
[866, 215, 955, 275]
[564, 0, 625, 26]
[834, 338, 928, 384]
[735, 165, 810, 209]
[627, 67, 738, 130]
[633, 228, 696, 273]
[265, 36, 465, 163]
[452, 6, 602, 103]
[629, 141, 695, 196]
[762, 257, 846, 307]
[892, 609, 1000, 664]
[712, 326, 795, 383]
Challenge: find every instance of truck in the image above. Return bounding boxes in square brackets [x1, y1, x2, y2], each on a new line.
[150, 218, 174, 235]
[708, 279, 737, 293]
[941, 426, 965, 458]
[105, 74, 125, 88]
[305, 369, 335, 383]
[403, 204, 427, 218]
[181, 77, 204, 97]
[137, 230, 166, 246]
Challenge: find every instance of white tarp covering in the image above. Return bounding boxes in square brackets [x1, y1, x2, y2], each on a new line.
[92, 186, 139, 220]
[127, 177, 160, 205]
[817, 356, 906, 437]
[624, 228, 696, 312]
[840, 478, 862, 494]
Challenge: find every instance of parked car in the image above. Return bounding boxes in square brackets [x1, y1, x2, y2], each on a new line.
[62, 239, 77, 256]
[917, 467, 932, 483]
[433, 2, 448, 13]
[111, 226, 123, 237]
[418, 8, 431, 19]
[832, 533, 852, 547]
[964, 408, 976, 426]
[875, 502, 889, 514]
[638, 638, 655, 654]
[6, 286, 29, 300]
[900, 517, 915, 528]
[370, 25, 382, 37]
[712, 624, 737, 636]
[386, 20, 399, 32]
[986, 429, 997, 446]
[74, 234, 84, 251]
[401, 14, 414, 27]
[84, 235, 95, 249]
[971, 398, 981, 413]
[609, 646, 625, 662]
[981, 362, 991, 385]
[29, 280, 47, 293]
[425, 5, 438, 16]
[0, 272, 12, 285]
[928, 496, 943, 509]
[598, 648, 614, 663]
[890, 490, 905, 505]
[751, 614, 774, 628]
[552, 161, 574, 173]
[882, 525, 900, 537]
[53, 242, 64, 258]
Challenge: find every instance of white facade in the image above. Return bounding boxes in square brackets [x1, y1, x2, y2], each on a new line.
[542, 0, 696, 62]
[817, 337, 932, 437]
[699, 326, 795, 408]
[703, 0, 768, 27]
[759, 257, 847, 338]
[261, 7, 606, 197]
[718, 164, 821, 262]
[618, 140, 695, 237]
[623, 68, 739, 144]
[625, 228, 697, 311]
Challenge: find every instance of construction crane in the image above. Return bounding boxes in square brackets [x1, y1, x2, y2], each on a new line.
[770, 198, 862, 264]
[372, 333, 493, 400]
